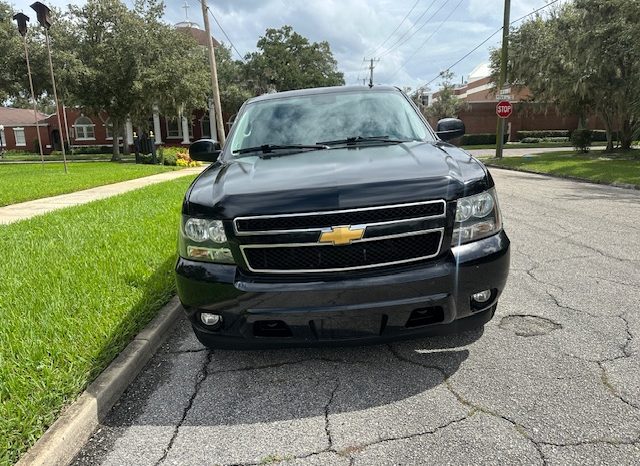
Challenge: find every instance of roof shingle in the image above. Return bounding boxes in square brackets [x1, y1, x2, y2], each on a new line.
[0, 107, 48, 127]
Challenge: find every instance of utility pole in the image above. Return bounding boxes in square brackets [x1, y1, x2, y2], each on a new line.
[367, 58, 380, 88]
[200, 0, 225, 145]
[495, 0, 511, 159]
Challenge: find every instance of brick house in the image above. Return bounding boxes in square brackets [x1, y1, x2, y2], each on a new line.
[0, 107, 48, 153]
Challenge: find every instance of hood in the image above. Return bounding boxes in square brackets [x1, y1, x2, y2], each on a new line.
[185, 141, 491, 218]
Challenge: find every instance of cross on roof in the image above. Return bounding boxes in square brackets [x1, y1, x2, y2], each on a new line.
[182, 0, 189, 20]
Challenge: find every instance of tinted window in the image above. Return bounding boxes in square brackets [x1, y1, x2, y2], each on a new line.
[229, 91, 432, 154]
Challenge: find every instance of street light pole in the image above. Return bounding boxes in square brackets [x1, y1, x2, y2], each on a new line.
[0, 125, 5, 157]
[13, 12, 45, 166]
[31, 2, 68, 173]
[495, 0, 511, 160]
[200, 0, 225, 145]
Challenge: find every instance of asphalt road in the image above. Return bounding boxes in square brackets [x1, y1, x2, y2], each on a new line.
[73, 168, 640, 465]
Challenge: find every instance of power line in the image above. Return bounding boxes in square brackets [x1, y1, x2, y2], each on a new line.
[378, 0, 446, 58]
[388, 0, 464, 81]
[207, 6, 245, 62]
[423, 0, 562, 86]
[366, 0, 421, 58]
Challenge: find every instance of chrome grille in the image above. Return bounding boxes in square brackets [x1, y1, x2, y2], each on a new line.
[234, 200, 446, 235]
[241, 230, 444, 273]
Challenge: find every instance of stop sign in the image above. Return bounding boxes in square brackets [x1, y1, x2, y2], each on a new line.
[496, 100, 513, 119]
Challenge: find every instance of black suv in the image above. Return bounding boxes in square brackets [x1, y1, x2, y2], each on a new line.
[176, 86, 510, 348]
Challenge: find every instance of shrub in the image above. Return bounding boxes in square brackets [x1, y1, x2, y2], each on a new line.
[516, 130, 569, 140]
[176, 151, 200, 167]
[461, 133, 508, 145]
[542, 137, 570, 143]
[520, 137, 541, 144]
[591, 130, 620, 142]
[159, 146, 186, 157]
[138, 153, 154, 164]
[163, 153, 178, 166]
[571, 129, 593, 153]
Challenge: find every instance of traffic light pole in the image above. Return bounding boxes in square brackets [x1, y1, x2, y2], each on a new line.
[495, 0, 511, 159]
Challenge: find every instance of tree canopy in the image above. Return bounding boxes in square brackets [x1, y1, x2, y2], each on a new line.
[423, 71, 467, 122]
[243, 25, 345, 94]
[1, 1, 346, 155]
[492, 0, 640, 150]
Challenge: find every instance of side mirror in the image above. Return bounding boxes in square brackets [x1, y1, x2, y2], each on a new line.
[436, 118, 465, 142]
[189, 139, 221, 162]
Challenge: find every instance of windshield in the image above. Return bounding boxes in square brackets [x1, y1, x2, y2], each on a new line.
[228, 90, 433, 156]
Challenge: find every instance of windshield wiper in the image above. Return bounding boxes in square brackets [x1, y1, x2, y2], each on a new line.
[234, 144, 329, 156]
[317, 136, 411, 146]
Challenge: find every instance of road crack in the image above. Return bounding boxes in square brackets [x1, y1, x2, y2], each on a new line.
[156, 351, 213, 465]
[386, 344, 548, 465]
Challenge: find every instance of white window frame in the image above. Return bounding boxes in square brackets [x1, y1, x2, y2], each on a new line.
[74, 116, 96, 141]
[200, 114, 212, 138]
[13, 127, 26, 146]
[166, 117, 193, 139]
[166, 118, 181, 139]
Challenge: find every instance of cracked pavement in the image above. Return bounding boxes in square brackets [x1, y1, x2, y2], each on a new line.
[72, 169, 640, 465]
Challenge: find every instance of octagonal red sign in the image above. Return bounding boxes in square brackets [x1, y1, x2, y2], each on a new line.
[496, 100, 513, 119]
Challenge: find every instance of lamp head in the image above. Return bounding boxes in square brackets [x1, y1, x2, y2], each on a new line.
[12, 13, 30, 36]
[30, 2, 52, 29]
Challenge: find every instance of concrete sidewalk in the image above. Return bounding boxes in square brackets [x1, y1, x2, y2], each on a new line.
[0, 166, 205, 225]
[465, 145, 606, 158]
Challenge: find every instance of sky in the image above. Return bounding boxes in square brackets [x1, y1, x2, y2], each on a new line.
[10, 0, 561, 91]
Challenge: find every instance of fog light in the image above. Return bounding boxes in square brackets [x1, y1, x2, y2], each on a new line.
[472, 290, 492, 303]
[200, 312, 222, 327]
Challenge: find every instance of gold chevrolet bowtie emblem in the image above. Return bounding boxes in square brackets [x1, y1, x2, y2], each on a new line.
[319, 226, 365, 245]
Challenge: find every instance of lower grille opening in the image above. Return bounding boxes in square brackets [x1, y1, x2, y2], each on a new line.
[253, 320, 293, 338]
[405, 306, 444, 328]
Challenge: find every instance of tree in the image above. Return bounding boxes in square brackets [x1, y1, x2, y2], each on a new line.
[0, 1, 25, 102]
[215, 44, 252, 119]
[243, 25, 344, 93]
[492, 0, 640, 151]
[67, 0, 210, 159]
[424, 71, 467, 122]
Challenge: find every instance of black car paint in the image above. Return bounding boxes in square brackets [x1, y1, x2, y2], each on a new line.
[176, 85, 510, 348]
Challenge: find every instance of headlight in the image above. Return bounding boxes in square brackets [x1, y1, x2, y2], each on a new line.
[180, 216, 235, 264]
[452, 188, 502, 246]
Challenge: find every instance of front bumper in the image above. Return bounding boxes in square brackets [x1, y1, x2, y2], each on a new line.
[175, 231, 510, 349]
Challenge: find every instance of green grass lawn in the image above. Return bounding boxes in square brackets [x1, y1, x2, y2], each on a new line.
[0, 176, 196, 464]
[0, 161, 179, 207]
[0, 152, 121, 162]
[483, 150, 640, 187]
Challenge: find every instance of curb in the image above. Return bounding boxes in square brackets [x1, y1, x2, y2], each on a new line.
[485, 164, 640, 191]
[16, 297, 183, 466]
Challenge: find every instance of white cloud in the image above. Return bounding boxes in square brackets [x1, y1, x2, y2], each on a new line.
[8, 0, 558, 90]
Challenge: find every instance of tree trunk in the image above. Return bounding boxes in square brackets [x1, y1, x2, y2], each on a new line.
[111, 118, 121, 161]
[600, 111, 615, 152]
[620, 118, 633, 151]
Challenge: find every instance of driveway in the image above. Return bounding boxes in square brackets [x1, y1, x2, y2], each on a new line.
[73, 168, 640, 465]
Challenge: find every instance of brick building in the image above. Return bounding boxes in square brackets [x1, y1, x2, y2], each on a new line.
[0, 107, 48, 153]
[428, 63, 605, 140]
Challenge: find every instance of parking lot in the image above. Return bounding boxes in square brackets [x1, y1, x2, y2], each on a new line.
[73, 168, 640, 465]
